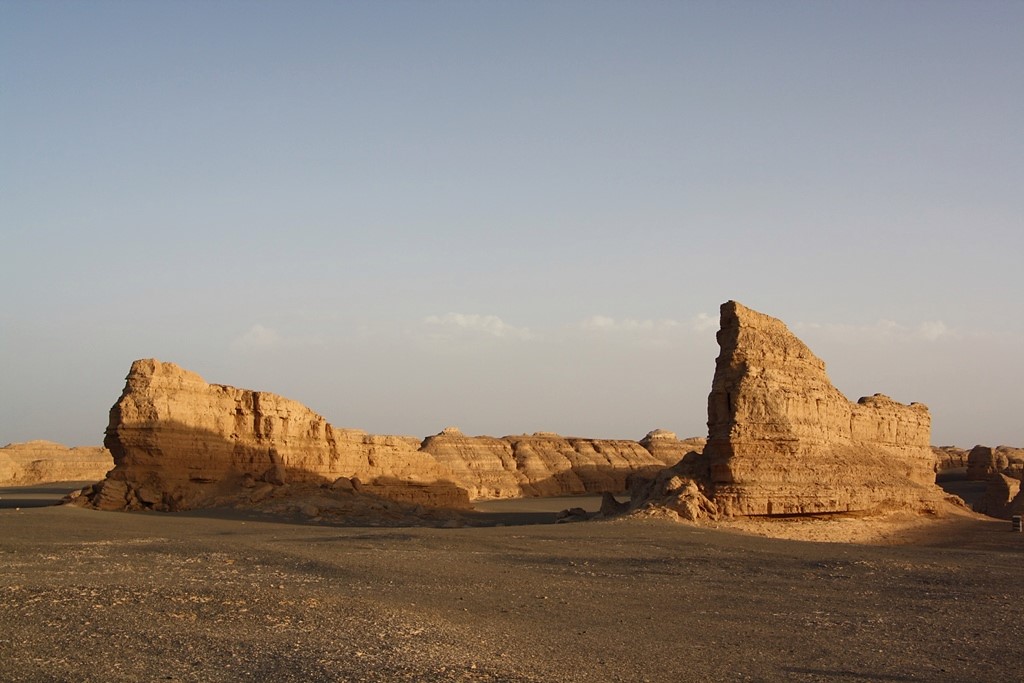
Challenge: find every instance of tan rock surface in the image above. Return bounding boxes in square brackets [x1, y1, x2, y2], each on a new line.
[933, 445, 969, 471]
[80, 359, 674, 514]
[420, 429, 666, 499]
[966, 445, 1007, 480]
[705, 301, 943, 517]
[973, 474, 1021, 519]
[419, 427, 525, 499]
[629, 301, 950, 523]
[967, 444, 1024, 481]
[638, 429, 706, 466]
[81, 359, 468, 512]
[0, 440, 112, 485]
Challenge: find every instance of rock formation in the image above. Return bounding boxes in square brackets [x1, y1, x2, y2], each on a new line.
[81, 359, 468, 512]
[961, 445, 1024, 519]
[966, 445, 1024, 481]
[631, 301, 948, 520]
[966, 446, 1007, 480]
[638, 430, 706, 466]
[973, 474, 1021, 519]
[932, 446, 969, 472]
[79, 359, 682, 514]
[402, 427, 669, 501]
[0, 441, 112, 486]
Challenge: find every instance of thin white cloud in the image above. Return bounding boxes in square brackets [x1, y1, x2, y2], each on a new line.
[691, 312, 718, 333]
[576, 315, 697, 349]
[580, 316, 685, 333]
[230, 324, 325, 352]
[422, 313, 533, 341]
[795, 319, 955, 344]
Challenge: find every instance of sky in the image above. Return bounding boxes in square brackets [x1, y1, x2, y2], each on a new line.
[2, 1, 1022, 449]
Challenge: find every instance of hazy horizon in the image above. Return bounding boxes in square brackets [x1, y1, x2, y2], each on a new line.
[3, 2, 1022, 448]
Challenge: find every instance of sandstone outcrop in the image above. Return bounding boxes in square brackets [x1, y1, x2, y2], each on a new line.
[638, 430, 706, 466]
[80, 359, 469, 512]
[932, 446, 969, 472]
[630, 301, 948, 520]
[973, 474, 1021, 519]
[0, 441, 112, 486]
[79, 359, 680, 514]
[966, 446, 1007, 480]
[418, 427, 525, 499]
[966, 445, 1024, 481]
[502, 433, 664, 497]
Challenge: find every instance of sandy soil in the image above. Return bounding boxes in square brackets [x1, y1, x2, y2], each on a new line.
[2, 490, 1022, 682]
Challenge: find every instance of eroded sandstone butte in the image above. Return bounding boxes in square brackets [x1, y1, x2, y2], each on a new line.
[420, 427, 666, 499]
[0, 441, 112, 486]
[81, 359, 680, 513]
[633, 301, 948, 519]
[84, 359, 468, 511]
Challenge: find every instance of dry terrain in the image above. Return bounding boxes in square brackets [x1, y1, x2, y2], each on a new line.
[1, 486, 1022, 682]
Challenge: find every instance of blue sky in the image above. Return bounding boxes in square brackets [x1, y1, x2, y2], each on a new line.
[2, 1, 1022, 447]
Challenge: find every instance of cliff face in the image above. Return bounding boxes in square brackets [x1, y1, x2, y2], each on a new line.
[418, 428, 669, 500]
[0, 441, 112, 486]
[632, 301, 946, 520]
[83, 359, 679, 513]
[639, 430, 706, 466]
[89, 359, 467, 511]
[505, 433, 665, 497]
[705, 301, 941, 516]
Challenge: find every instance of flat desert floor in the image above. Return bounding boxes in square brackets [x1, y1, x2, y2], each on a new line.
[1, 486, 1022, 682]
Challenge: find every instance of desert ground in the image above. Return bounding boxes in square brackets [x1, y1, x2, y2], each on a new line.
[1, 485, 1022, 682]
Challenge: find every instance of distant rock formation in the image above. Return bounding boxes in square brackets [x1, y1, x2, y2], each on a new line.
[0, 441, 112, 486]
[419, 428, 678, 500]
[932, 446, 969, 471]
[630, 301, 948, 520]
[973, 474, 1021, 519]
[77, 359, 687, 513]
[962, 445, 1024, 519]
[966, 446, 1007, 480]
[79, 359, 468, 512]
[966, 445, 1024, 481]
[638, 430, 706, 466]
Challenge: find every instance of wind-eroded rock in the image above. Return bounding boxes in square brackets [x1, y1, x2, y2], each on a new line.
[79, 359, 685, 513]
[973, 474, 1022, 519]
[966, 445, 1024, 481]
[638, 430, 706, 466]
[630, 301, 948, 520]
[0, 441, 112, 486]
[933, 446, 969, 471]
[82, 359, 468, 512]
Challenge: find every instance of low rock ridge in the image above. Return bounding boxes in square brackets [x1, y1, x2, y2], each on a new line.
[963, 445, 1024, 519]
[76, 359, 696, 513]
[0, 441, 112, 486]
[933, 446, 970, 471]
[628, 301, 951, 521]
[420, 430, 667, 499]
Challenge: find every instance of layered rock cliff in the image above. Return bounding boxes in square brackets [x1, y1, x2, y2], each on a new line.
[84, 359, 468, 511]
[966, 445, 1024, 481]
[707, 301, 942, 516]
[80, 359, 682, 513]
[0, 441, 112, 486]
[416, 428, 670, 499]
[933, 446, 970, 471]
[638, 430, 706, 466]
[632, 301, 947, 519]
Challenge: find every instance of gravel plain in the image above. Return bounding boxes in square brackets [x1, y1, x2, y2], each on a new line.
[1, 486, 1022, 683]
